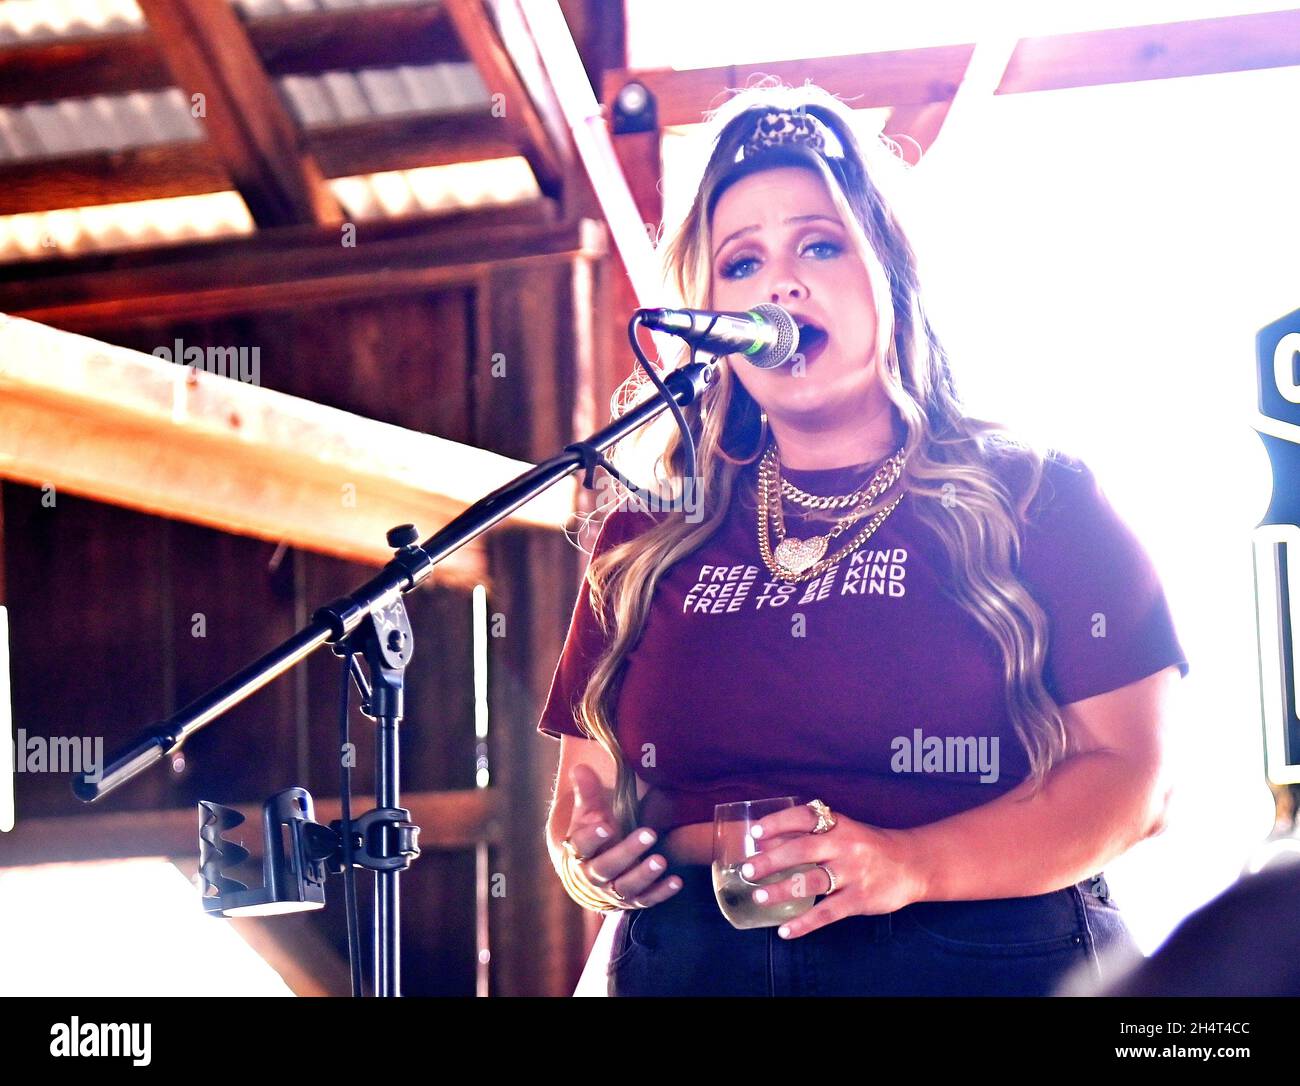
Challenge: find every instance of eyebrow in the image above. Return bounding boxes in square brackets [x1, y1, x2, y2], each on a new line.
[713, 214, 842, 260]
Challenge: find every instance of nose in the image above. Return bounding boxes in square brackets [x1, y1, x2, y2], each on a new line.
[768, 263, 808, 304]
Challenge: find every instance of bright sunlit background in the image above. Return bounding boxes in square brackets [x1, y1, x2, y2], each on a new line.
[646, 1, 1300, 951]
[0, 860, 292, 995]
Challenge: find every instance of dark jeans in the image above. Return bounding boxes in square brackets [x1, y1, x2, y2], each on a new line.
[607, 860, 1141, 996]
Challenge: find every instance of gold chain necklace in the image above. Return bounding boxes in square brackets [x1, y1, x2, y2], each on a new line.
[781, 472, 879, 510]
[757, 445, 906, 582]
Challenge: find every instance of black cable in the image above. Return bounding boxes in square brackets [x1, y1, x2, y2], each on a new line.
[339, 647, 363, 998]
[617, 312, 702, 509]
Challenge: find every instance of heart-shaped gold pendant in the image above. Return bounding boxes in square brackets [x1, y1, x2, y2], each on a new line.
[773, 534, 828, 576]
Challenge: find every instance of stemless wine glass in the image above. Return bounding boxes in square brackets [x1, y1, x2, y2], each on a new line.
[713, 796, 818, 930]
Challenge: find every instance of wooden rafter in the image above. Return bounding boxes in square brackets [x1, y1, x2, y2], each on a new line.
[0, 2, 461, 107]
[601, 44, 973, 129]
[444, 0, 573, 200]
[0, 316, 578, 586]
[135, 0, 343, 227]
[0, 209, 601, 331]
[603, 8, 1300, 133]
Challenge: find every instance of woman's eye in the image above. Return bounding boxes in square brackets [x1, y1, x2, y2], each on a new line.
[802, 240, 841, 259]
[720, 255, 759, 280]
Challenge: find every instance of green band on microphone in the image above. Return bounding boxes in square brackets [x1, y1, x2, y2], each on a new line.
[744, 311, 767, 355]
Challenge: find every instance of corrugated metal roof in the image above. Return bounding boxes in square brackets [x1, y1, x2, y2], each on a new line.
[0, 0, 143, 44]
[0, 63, 489, 160]
[0, 191, 255, 263]
[0, 0, 540, 258]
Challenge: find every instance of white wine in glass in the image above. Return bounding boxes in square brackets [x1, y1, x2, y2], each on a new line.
[713, 797, 818, 930]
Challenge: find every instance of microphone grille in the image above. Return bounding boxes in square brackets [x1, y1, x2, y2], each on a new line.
[748, 303, 799, 369]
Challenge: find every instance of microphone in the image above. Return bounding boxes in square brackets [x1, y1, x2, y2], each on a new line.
[637, 303, 799, 369]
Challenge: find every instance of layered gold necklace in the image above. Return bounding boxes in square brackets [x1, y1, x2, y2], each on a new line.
[756, 444, 907, 583]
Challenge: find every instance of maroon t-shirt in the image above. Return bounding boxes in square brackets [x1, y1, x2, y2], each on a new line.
[536, 451, 1189, 836]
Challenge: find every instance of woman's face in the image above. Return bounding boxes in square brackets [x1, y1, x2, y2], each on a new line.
[709, 165, 890, 437]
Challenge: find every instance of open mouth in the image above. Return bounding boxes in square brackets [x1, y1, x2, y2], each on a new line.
[793, 320, 830, 366]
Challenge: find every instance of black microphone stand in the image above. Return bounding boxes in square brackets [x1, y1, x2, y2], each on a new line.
[72, 357, 718, 997]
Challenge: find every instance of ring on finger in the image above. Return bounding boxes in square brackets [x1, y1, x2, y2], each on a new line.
[816, 863, 840, 894]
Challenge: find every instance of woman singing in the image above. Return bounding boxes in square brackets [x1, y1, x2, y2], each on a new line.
[537, 82, 1189, 997]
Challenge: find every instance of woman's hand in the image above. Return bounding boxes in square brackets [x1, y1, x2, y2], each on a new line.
[563, 764, 683, 908]
[739, 805, 928, 938]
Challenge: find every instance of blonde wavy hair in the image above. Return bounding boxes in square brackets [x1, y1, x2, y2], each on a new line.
[574, 81, 1069, 836]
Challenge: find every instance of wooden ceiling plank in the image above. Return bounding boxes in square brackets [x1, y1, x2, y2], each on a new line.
[135, 0, 344, 227]
[0, 142, 228, 216]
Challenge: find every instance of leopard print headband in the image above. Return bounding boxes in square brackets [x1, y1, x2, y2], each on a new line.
[738, 108, 843, 162]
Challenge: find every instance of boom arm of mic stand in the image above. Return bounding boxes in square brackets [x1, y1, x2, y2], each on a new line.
[74, 360, 718, 802]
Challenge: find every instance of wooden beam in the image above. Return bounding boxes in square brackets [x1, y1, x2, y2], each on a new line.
[0, 142, 229, 216]
[599, 9, 1300, 133]
[0, 111, 520, 216]
[999, 9, 1300, 95]
[249, 2, 462, 77]
[0, 789, 503, 866]
[0, 2, 462, 107]
[0, 32, 170, 106]
[601, 44, 974, 128]
[136, 0, 344, 227]
[444, 0, 572, 199]
[0, 210, 600, 330]
[305, 108, 519, 178]
[0, 316, 578, 586]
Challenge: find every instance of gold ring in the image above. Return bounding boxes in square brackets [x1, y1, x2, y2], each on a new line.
[807, 798, 837, 834]
[816, 863, 840, 893]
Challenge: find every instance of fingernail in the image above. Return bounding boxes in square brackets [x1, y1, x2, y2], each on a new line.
[668, 877, 682, 889]
[639, 830, 655, 845]
[778, 925, 791, 939]
[753, 889, 769, 903]
[750, 824, 764, 839]
[594, 825, 609, 838]
[649, 857, 664, 871]
[740, 863, 754, 879]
